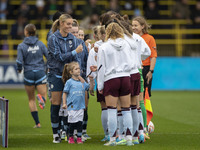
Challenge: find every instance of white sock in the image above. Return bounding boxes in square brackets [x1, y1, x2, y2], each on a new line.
[131, 105, 139, 137]
[107, 108, 117, 139]
[101, 108, 108, 136]
[122, 108, 133, 141]
[138, 107, 144, 135]
[53, 134, 59, 138]
[117, 111, 123, 139]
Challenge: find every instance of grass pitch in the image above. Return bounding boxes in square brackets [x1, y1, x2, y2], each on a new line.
[0, 89, 200, 149]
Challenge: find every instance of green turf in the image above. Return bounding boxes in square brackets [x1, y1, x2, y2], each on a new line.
[0, 90, 200, 149]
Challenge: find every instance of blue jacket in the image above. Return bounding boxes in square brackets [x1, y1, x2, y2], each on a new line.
[46, 29, 53, 42]
[75, 38, 88, 79]
[47, 30, 78, 75]
[16, 36, 48, 72]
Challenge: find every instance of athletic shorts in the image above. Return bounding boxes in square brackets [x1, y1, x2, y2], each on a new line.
[48, 73, 64, 92]
[103, 76, 131, 97]
[96, 88, 105, 102]
[68, 109, 84, 123]
[142, 66, 152, 97]
[24, 70, 47, 86]
[130, 73, 141, 96]
[139, 69, 144, 93]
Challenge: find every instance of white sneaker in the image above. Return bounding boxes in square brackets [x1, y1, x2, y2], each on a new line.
[126, 140, 134, 146]
[104, 140, 116, 146]
[53, 137, 61, 143]
[81, 135, 87, 142]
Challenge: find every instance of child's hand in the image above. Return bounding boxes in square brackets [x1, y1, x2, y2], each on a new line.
[62, 104, 67, 109]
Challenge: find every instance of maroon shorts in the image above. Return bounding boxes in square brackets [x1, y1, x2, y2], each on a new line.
[96, 88, 105, 102]
[103, 76, 131, 97]
[130, 73, 141, 96]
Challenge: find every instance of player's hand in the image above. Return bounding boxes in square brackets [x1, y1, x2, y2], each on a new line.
[90, 65, 97, 72]
[85, 39, 91, 47]
[62, 104, 67, 109]
[98, 90, 103, 94]
[146, 71, 152, 84]
[76, 44, 83, 53]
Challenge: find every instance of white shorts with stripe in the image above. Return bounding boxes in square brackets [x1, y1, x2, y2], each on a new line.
[68, 109, 84, 123]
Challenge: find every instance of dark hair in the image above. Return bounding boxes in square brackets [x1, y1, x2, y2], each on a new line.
[52, 11, 63, 22]
[25, 24, 36, 36]
[72, 19, 79, 27]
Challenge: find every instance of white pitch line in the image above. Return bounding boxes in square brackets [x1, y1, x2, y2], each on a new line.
[8, 133, 200, 136]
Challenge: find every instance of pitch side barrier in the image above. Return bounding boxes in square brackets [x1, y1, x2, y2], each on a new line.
[0, 97, 9, 148]
[0, 61, 24, 89]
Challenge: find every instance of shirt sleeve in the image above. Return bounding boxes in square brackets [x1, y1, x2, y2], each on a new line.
[149, 36, 157, 58]
[97, 47, 105, 91]
[83, 82, 90, 91]
[48, 35, 76, 62]
[139, 36, 151, 61]
[42, 43, 48, 59]
[16, 44, 23, 71]
[63, 81, 70, 93]
[86, 48, 97, 81]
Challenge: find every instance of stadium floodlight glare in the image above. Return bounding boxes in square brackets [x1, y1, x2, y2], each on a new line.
[0, 97, 8, 148]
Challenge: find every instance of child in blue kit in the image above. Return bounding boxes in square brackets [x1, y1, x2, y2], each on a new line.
[62, 62, 89, 144]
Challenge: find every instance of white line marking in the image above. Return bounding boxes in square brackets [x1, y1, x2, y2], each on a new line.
[9, 133, 200, 136]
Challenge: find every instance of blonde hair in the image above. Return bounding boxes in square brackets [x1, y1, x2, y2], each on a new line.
[62, 62, 79, 83]
[52, 14, 72, 33]
[132, 16, 151, 34]
[105, 23, 124, 41]
[92, 25, 106, 41]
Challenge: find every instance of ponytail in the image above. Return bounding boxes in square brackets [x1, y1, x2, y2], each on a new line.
[52, 19, 60, 33]
[62, 64, 70, 83]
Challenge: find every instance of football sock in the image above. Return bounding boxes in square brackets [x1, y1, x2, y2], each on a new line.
[131, 105, 139, 138]
[140, 100, 147, 128]
[117, 110, 123, 139]
[101, 108, 108, 136]
[82, 108, 88, 134]
[121, 107, 132, 141]
[63, 116, 69, 134]
[77, 121, 83, 138]
[107, 106, 117, 141]
[51, 104, 60, 135]
[138, 107, 144, 135]
[31, 111, 40, 125]
[69, 123, 76, 137]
